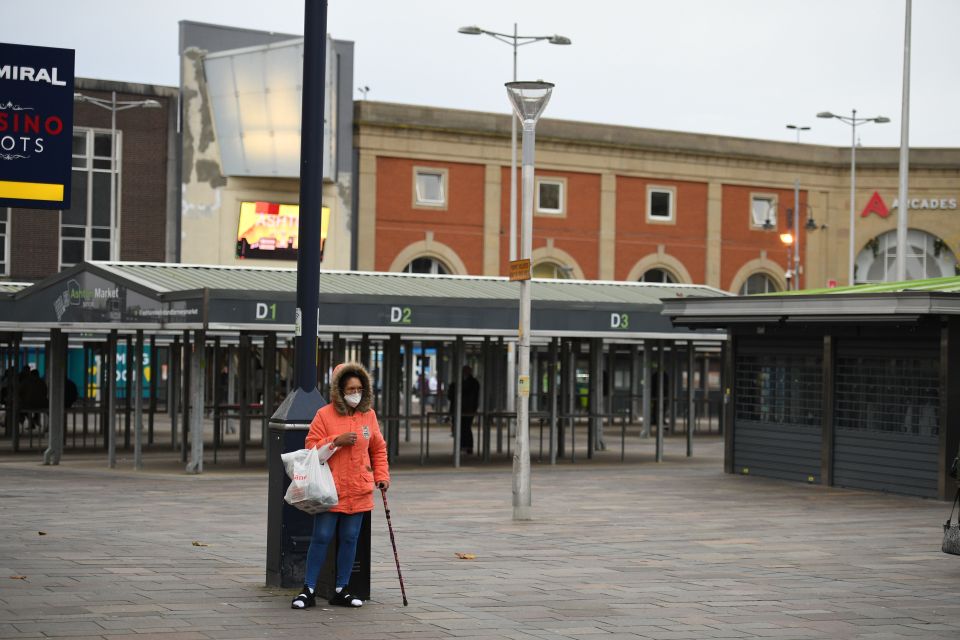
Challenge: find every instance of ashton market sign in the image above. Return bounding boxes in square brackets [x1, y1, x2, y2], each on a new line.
[0, 42, 75, 210]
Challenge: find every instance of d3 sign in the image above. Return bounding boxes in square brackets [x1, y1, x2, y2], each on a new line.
[610, 313, 629, 329]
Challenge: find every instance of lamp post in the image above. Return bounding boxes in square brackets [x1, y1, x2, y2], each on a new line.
[780, 231, 795, 290]
[459, 24, 570, 424]
[505, 80, 553, 521]
[458, 25, 570, 263]
[786, 124, 810, 143]
[785, 124, 810, 290]
[73, 91, 161, 262]
[817, 110, 890, 285]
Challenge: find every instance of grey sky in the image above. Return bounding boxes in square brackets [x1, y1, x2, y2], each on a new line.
[3, 0, 958, 148]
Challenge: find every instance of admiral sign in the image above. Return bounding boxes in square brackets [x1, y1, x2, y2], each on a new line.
[0, 42, 74, 210]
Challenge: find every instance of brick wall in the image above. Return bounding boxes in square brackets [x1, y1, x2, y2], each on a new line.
[721, 184, 807, 289]
[615, 176, 709, 281]
[9, 208, 59, 280]
[500, 168, 602, 278]
[375, 157, 485, 273]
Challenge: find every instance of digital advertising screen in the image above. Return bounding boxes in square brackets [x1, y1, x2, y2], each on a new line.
[235, 201, 329, 261]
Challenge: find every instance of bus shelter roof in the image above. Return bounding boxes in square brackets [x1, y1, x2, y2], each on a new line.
[2, 261, 728, 340]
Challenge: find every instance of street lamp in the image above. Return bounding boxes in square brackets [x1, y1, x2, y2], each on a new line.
[785, 124, 810, 289]
[786, 124, 810, 143]
[505, 80, 553, 521]
[817, 109, 890, 285]
[74, 91, 161, 261]
[780, 231, 795, 290]
[458, 24, 571, 263]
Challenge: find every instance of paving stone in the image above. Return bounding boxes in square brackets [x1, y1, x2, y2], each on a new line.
[2, 437, 960, 639]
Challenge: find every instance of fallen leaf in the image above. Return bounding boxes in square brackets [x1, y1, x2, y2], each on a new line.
[9, 575, 26, 580]
[38, 531, 47, 536]
[191, 541, 209, 547]
[455, 553, 476, 560]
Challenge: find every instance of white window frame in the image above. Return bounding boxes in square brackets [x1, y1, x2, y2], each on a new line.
[646, 185, 676, 224]
[535, 177, 566, 216]
[412, 167, 448, 209]
[0, 207, 9, 276]
[750, 193, 778, 230]
[60, 127, 122, 270]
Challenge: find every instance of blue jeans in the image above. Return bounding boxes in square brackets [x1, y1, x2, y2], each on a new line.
[304, 511, 364, 590]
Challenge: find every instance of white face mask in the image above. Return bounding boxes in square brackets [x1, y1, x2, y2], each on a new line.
[344, 392, 362, 408]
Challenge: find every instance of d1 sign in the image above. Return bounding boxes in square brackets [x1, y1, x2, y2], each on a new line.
[0, 42, 75, 210]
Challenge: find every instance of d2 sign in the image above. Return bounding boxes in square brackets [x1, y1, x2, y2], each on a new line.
[390, 306, 412, 324]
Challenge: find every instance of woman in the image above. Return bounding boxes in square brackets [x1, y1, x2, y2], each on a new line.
[291, 362, 390, 609]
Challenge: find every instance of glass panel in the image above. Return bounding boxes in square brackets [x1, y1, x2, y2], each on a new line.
[93, 158, 112, 170]
[641, 268, 675, 283]
[415, 172, 444, 204]
[404, 257, 448, 275]
[91, 227, 111, 239]
[61, 239, 84, 266]
[650, 191, 671, 218]
[532, 262, 557, 278]
[538, 182, 561, 211]
[751, 197, 774, 227]
[61, 226, 86, 238]
[72, 132, 87, 156]
[72, 156, 88, 169]
[93, 133, 113, 158]
[91, 172, 112, 227]
[91, 240, 111, 261]
[61, 172, 88, 226]
[739, 273, 778, 295]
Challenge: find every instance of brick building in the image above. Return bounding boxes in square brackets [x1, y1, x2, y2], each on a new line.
[355, 101, 960, 292]
[2, 77, 178, 282]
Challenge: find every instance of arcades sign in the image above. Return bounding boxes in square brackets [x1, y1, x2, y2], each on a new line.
[861, 191, 959, 218]
[0, 42, 75, 210]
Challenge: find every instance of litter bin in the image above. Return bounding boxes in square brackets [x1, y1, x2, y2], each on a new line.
[266, 420, 371, 599]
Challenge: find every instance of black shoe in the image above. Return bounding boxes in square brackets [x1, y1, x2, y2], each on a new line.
[291, 585, 316, 609]
[329, 588, 363, 607]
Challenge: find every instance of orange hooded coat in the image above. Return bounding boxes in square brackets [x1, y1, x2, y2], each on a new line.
[305, 362, 390, 514]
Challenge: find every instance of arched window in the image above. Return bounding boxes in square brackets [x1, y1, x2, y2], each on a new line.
[639, 268, 677, 283]
[738, 273, 780, 295]
[855, 229, 957, 283]
[403, 257, 449, 275]
[532, 261, 573, 279]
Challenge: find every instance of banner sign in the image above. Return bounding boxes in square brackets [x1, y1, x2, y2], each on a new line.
[0, 42, 75, 210]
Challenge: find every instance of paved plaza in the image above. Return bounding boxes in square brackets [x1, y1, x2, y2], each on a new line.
[1, 437, 960, 639]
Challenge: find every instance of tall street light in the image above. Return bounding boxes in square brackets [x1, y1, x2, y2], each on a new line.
[458, 24, 571, 263]
[785, 124, 810, 290]
[780, 231, 795, 290]
[786, 124, 810, 143]
[817, 110, 890, 285]
[73, 92, 161, 261]
[505, 80, 553, 521]
[459, 24, 570, 423]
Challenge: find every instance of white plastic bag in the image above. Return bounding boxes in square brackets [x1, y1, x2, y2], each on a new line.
[281, 446, 338, 514]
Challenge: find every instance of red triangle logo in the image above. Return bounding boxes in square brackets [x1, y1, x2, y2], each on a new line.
[861, 191, 889, 218]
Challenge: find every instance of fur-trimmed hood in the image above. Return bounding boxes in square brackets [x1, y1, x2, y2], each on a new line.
[330, 362, 373, 415]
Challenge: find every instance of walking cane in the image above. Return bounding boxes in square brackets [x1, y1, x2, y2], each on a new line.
[380, 487, 408, 606]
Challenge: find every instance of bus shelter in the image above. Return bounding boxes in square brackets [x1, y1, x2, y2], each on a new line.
[1, 261, 728, 470]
